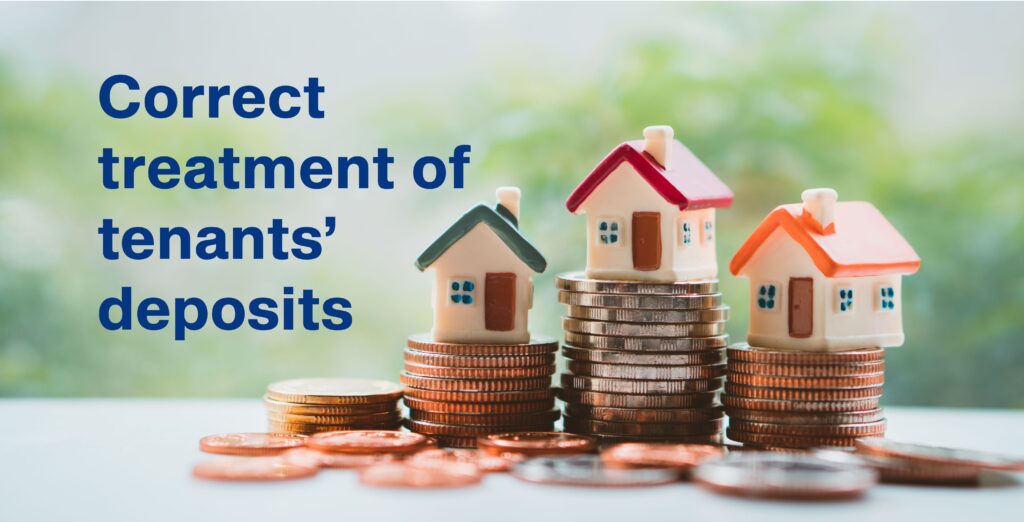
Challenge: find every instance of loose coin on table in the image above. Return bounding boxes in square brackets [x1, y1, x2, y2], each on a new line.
[407, 448, 524, 473]
[199, 433, 307, 456]
[693, 452, 877, 500]
[307, 430, 430, 454]
[813, 449, 981, 486]
[512, 454, 680, 487]
[282, 448, 396, 469]
[602, 443, 725, 471]
[359, 462, 482, 488]
[193, 456, 319, 481]
[855, 438, 1024, 472]
[478, 432, 597, 457]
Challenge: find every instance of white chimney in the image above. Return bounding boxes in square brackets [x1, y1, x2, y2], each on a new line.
[801, 188, 838, 233]
[496, 186, 521, 221]
[643, 125, 674, 169]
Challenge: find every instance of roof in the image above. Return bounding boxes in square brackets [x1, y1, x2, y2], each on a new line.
[729, 202, 921, 278]
[566, 139, 733, 213]
[415, 203, 547, 273]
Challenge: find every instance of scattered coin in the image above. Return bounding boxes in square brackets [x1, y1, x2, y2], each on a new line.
[404, 419, 554, 437]
[855, 438, 1024, 472]
[565, 404, 723, 424]
[359, 462, 482, 488]
[813, 449, 980, 485]
[282, 448, 396, 469]
[562, 374, 724, 395]
[400, 373, 552, 392]
[724, 382, 883, 401]
[265, 378, 403, 405]
[602, 443, 725, 471]
[562, 346, 724, 366]
[558, 291, 723, 310]
[403, 362, 555, 380]
[693, 452, 877, 500]
[408, 408, 561, 426]
[407, 333, 558, 356]
[555, 272, 719, 295]
[728, 373, 886, 390]
[407, 448, 525, 472]
[402, 387, 556, 404]
[565, 332, 729, 352]
[478, 432, 598, 457]
[726, 408, 885, 425]
[721, 395, 880, 413]
[564, 416, 723, 437]
[402, 396, 553, 414]
[512, 455, 680, 487]
[306, 430, 430, 454]
[566, 306, 729, 324]
[562, 318, 725, 338]
[404, 350, 555, 368]
[568, 361, 725, 381]
[726, 344, 884, 365]
[193, 456, 319, 481]
[728, 360, 885, 377]
[558, 389, 719, 409]
[198, 432, 307, 456]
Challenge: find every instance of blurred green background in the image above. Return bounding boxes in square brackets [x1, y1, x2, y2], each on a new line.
[1, 3, 1022, 406]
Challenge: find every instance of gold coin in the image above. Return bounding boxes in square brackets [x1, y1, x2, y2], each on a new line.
[403, 387, 556, 404]
[262, 397, 397, 415]
[407, 334, 558, 355]
[266, 378, 402, 405]
[266, 410, 401, 426]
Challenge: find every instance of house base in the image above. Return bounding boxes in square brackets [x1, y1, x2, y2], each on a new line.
[583, 265, 718, 284]
[431, 328, 531, 346]
[747, 333, 905, 353]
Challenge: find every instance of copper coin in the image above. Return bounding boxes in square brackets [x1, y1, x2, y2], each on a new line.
[565, 332, 729, 352]
[568, 361, 725, 381]
[728, 373, 885, 389]
[562, 374, 724, 395]
[555, 272, 720, 295]
[403, 387, 556, 403]
[590, 433, 724, 446]
[359, 462, 482, 488]
[721, 394, 880, 413]
[307, 430, 429, 454]
[403, 396, 554, 414]
[199, 432, 307, 456]
[408, 408, 561, 426]
[266, 410, 401, 426]
[401, 372, 551, 392]
[478, 432, 597, 456]
[512, 454, 680, 487]
[726, 344, 885, 365]
[693, 452, 877, 500]
[403, 362, 555, 379]
[563, 346, 725, 366]
[268, 420, 401, 435]
[724, 383, 883, 401]
[566, 306, 729, 324]
[404, 349, 555, 368]
[282, 448, 396, 469]
[813, 449, 980, 485]
[565, 404, 724, 424]
[565, 416, 723, 437]
[558, 388, 719, 409]
[193, 456, 318, 481]
[729, 419, 886, 438]
[430, 435, 481, 448]
[262, 397, 397, 416]
[728, 360, 886, 377]
[726, 408, 885, 425]
[265, 378, 403, 405]
[855, 438, 1024, 471]
[602, 443, 725, 470]
[563, 318, 726, 338]
[405, 419, 554, 437]
[407, 333, 558, 356]
[558, 290, 723, 310]
[408, 448, 525, 473]
[726, 429, 861, 449]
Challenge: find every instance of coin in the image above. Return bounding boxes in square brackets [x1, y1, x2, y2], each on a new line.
[403, 362, 555, 380]
[562, 374, 724, 394]
[565, 404, 724, 424]
[198, 433, 308, 456]
[266, 410, 401, 426]
[556, 272, 719, 295]
[407, 448, 525, 473]
[562, 318, 726, 338]
[511, 455, 680, 487]
[726, 344, 884, 365]
[404, 350, 555, 368]
[265, 378, 403, 405]
[193, 456, 319, 481]
[563, 346, 725, 366]
[429, 435, 481, 448]
[405, 419, 555, 437]
[477, 432, 598, 457]
[558, 388, 719, 409]
[267, 420, 401, 434]
[359, 462, 482, 488]
[565, 332, 729, 352]
[558, 291, 723, 310]
[724, 383, 883, 400]
[726, 408, 885, 425]
[721, 395, 880, 413]
[813, 449, 980, 485]
[602, 443, 725, 470]
[400, 373, 552, 392]
[568, 361, 726, 381]
[726, 429, 862, 449]
[407, 333, 558, 356]
[567, 306, 729, 324]
[589, 433, 725, 446]
[408, 408, 561, 426]
[282, 448, 397, 469]
[564, 416, 723, 437]
[402, 396, 554, 414]
[262, 397, 397, 416]
[854, 438, 1024, 472]
[728, 373, 885, 389]
[403, 387, 556, 404]
[729, 419, 886, 438]
[692, 452, 877, 499]
[307, 430, 430, 454]
[728, 360, 886, 377]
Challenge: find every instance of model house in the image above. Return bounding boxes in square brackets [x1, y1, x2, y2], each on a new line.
[416, 187, 547, 344]
[566, 125, 733, 282]
[729, 188, 920, 352]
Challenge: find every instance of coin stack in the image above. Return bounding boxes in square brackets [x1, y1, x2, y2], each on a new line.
[555, 273, 729, 444]
[264, 378, 404, 434]
[400, 334, 560, 448]
[724, 344, 886, 449]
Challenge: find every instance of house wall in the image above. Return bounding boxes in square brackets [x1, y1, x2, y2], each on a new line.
[577, 163, 719, 282]
[428, 223, 535, 344]
[737, 228, 905, 352]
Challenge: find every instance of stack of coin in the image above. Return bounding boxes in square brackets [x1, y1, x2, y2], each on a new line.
[555, 272, 729, 444]
[264, 378, 403, 434]
[401, 334, 560, 448]
[724, 344, 886, 449]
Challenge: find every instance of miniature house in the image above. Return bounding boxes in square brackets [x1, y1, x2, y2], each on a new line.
[416, 187, 547, 344]
[729, 189, 920, 352]
[566, 125, 733, 282]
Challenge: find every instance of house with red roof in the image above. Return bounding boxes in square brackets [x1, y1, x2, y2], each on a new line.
[566, 125, 733, 282]
[729, 188, 920, 352]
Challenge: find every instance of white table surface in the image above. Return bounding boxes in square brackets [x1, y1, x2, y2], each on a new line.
[1, 400, 1021, 522]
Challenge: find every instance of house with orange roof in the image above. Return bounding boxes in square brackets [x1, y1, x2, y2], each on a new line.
[729, 189, 920, 352]
[566, 125, 733, 282]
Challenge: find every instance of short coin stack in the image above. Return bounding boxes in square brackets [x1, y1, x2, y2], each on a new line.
[724, 344, 886, 449]
[264, 378, 403, 434]
[555, 272, 729, 444]
[401, 334, 560, 447]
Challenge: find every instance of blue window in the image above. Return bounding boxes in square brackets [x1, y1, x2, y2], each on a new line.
[680, 221, 693, 245]
[449, 278, 475, 305]
[597, 219, 621, 245]
[879, 286, 895, 310]
[837, 287, 854, 312]
[703, 219, 714, 243]
[757, 283, 778, 310]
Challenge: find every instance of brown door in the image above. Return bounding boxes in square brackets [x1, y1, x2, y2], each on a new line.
[631, 212, 661, 271]
[788, 277, 814, 338]
[485, 273, 517, 331]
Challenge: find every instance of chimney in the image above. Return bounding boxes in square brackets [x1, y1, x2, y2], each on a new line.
[801, 188, 838, 234]
[496, 186, 521, 225]
[643, 125, 674, 169]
